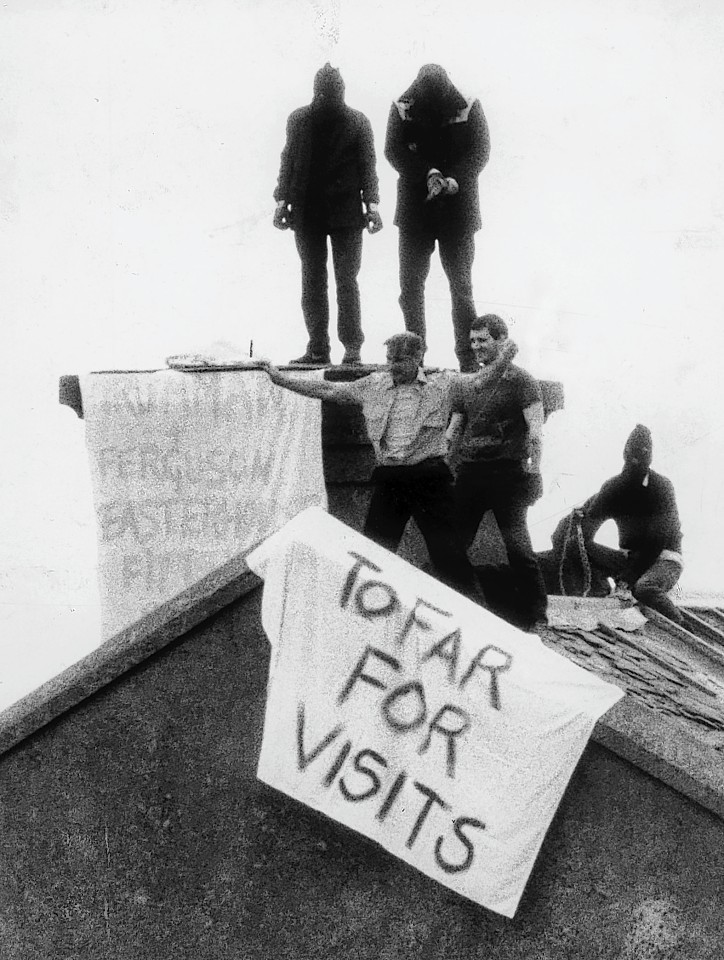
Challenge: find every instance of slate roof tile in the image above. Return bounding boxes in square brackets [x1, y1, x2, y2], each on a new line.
[542, 602, 724, 740]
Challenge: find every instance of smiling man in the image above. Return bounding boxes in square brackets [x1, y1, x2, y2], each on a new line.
[448, 314, 548, 631]
[259, 332, 514, 602]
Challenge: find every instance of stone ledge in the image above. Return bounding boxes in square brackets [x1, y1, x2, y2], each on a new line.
[59, 371, 565, 421]
[593, 696, 724, 821]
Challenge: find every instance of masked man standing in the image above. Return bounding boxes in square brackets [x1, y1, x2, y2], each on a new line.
[273, 64, 383, 366]
[385, 64, 490, 372]
[450, 315, 548, 632]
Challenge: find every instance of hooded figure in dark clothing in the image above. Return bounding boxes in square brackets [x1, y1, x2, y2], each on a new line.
[385, 65, 491, 371]
[541, 425, 684, 622]
[273, 64, 383, 366]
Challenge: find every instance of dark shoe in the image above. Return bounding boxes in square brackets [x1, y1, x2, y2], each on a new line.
[341, 349, 362, 365]
[288, 352, 331, 366]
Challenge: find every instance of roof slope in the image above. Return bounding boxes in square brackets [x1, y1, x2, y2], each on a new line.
[540, 598, 724, 818]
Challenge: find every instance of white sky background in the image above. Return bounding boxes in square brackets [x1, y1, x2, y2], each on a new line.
[1, 0, 724, 685]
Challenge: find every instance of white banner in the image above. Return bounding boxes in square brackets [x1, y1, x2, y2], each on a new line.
[81, 370, 327, 637]
[247, 507, 624, 918]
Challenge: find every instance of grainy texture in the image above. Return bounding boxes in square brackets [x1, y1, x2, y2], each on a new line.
[34, 370, 724, 957]
[1, 589, 723, 959]
[0, 562, 259, 758]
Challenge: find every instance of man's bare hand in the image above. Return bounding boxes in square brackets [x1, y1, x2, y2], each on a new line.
[366, 209, 384, 234]
[273, 204, 293, 230]
[425, 170, 446, 202]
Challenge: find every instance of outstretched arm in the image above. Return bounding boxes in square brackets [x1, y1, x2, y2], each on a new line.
[258, 361, 361, 405]
[448, 338, 517, 404]
[476, 337, 517, 382]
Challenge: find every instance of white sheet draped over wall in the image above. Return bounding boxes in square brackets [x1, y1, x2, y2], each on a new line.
[81, 370, 327, 637]
[247, 507, 624, 918]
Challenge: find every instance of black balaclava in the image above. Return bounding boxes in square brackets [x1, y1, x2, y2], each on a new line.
[622, 424, 653, 481]
[402, 63, 466, 124]
[312, 63, 346, 115]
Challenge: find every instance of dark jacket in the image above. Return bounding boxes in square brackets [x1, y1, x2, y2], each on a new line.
[581, 469, 682, 579]
[384, 83, 490, 235]
[274, 104, 380, 232]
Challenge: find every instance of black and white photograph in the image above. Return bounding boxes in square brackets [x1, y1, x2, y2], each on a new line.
[1, 0, 723, 955]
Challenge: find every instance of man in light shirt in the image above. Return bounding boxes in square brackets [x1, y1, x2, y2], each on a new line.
[259, 332, 513, 601]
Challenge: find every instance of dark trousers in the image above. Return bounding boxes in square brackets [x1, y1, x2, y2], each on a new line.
[364, 458, 484, 603]
[398, 229, 477, 371]
[294, 227, 364, 356]
[589, 545, 683, 623]
[455, 463, 548, 625]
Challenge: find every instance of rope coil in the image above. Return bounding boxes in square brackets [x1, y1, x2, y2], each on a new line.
[558, 510, 592, 598]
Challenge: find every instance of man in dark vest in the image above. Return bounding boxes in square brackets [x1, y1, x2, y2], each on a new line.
[273, 64, 383, 366]
[450, 314, 548, 632]
[385, 64, 490, 372]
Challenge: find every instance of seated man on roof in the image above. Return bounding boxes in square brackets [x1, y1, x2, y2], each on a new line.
[576, 424, 684, 623]
[258, 332, 515, 605]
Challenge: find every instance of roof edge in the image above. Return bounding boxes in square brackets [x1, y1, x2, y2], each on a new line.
[0, 554, 260, 759]
[593, 696, 724, 821]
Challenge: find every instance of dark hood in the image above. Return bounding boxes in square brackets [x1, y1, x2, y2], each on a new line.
[312, 63, 346, 115]
[622, 423, 653, 479]
[398, 64, 467, 123]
